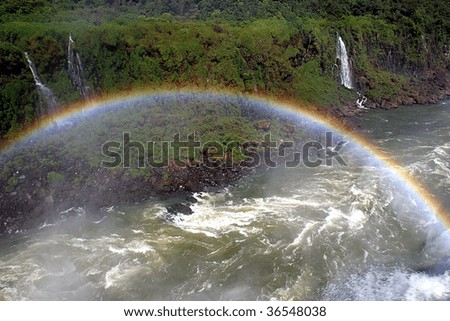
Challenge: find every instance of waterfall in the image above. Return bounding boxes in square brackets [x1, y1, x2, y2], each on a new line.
[24, 52, 59, 115]
[356, 92, 368, 109]
[68, 34, 90, 99]
[336, 35, 353, 89]
[335, 35, 368, 109]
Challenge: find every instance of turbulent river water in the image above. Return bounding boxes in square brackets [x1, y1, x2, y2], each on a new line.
[0, 98, 449, 301]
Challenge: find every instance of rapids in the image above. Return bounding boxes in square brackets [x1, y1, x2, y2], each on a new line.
[0, 97, 449, 301]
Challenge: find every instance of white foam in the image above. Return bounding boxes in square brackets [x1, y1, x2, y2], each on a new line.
[171, 192, 319, 237]
[108, 240, 154, 255]
[324, 267, 450, 300]
[104, 264, 122, 289]
[290, 222, 320, 247]
[405, 272, 450, 300]
[347, 209, 367, 230]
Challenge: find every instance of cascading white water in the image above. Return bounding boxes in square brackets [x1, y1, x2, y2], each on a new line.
[24, 52, 59, 115]
[356, 92, 368, 109]
[336, 35, 353, 89]
[68, 34, 90, 99]
[335, 35, 370, 109]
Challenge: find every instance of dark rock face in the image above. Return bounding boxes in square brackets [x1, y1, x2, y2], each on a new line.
[165, 203, 194, 220]
[329, 66, 450, 129]
[167, 203, 193, 215]
[0, 159, 252, 234]
[367, 68, 450, 110]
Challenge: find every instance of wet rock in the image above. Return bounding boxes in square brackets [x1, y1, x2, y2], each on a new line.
[357, 76, 371, 90]
[185, 195, 198, 203]
[253, 121, 271, 131]
[166, 203, 193, 216]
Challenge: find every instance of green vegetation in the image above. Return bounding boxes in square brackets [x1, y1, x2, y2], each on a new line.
[5, 176, 19, 193]
[0, 0, 448, 137]
[47, 171, 65, 184]
[0, 94, 299, 194]
[53, 95, 289, 169]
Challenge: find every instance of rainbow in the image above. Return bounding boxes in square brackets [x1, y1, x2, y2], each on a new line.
[1, 88, 449, 229]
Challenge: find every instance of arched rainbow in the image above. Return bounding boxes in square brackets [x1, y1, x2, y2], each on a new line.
[1, 88, 449, 229]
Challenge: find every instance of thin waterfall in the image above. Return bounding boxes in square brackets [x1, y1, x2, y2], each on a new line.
[336, 35, 353, 89]
[335, 35, 369, 108]
[24, 52, 59, 115]
[68, 34, 90, 99]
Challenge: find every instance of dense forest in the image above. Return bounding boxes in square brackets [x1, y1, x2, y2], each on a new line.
[0, 0, 449, 137]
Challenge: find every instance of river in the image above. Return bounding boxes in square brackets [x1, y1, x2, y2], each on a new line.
[0, 98, 449, 300]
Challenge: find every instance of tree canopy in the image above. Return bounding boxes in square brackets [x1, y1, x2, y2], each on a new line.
[0, 0, 448, 137]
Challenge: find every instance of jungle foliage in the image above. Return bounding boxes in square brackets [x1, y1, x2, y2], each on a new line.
[0, 0, 448, 137]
